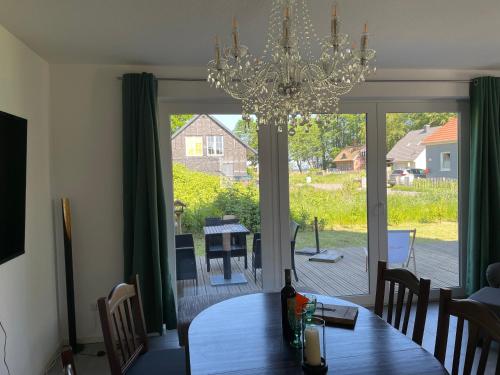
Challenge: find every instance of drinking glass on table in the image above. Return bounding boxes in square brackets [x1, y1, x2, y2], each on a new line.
[303, 294, 317, 323]
[288, 309, 305, 348]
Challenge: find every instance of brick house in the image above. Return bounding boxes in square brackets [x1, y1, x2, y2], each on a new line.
[171, 114, 257, 178]
[333, 145, 366, 171]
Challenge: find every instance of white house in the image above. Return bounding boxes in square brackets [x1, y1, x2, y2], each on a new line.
[386, 125, 439, 170]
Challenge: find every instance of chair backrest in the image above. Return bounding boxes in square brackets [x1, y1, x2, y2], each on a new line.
[61, 347, 76, 375]
[434, 288, 500, 375]
[387, 229, 416, 264]
[98, 275, 148, 375]
[290, 221, 300, 242]
[374, 260, 430, 345]
[205, 217, 222, 226]
[222, 218, 239, 225]
[175, 233, 194, 249]
[253, 232, 262, 267]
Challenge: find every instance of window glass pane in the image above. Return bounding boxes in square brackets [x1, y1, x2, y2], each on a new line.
[171, 113, 261, 297]
[288, 113, 369, 297]
[186, 136, 203, 156]
[441, 152, 451, 171]
[385, 113, 459, 288]
[207, 135, 223, 155]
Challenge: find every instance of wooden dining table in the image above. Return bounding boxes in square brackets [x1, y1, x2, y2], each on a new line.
[188, 293, 447, 374]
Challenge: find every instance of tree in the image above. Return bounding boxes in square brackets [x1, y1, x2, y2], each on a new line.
[233, 118, 259, 165]
[170, 114, 194, 134]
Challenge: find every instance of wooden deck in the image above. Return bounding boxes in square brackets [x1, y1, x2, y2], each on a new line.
[177, 240, 459, 298]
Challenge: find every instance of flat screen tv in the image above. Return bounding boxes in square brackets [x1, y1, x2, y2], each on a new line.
[0, 111, 27, 265]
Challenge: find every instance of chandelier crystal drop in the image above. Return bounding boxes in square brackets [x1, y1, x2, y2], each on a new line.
[207, 0, 376, 134]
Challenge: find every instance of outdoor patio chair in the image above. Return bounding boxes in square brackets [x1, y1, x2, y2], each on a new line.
[252, 232, 262, 284]
[205, 217, 223, 226]
[290, 220, 300, 282]
[175, 234, 197, 284]
[388, 229, 417, 274]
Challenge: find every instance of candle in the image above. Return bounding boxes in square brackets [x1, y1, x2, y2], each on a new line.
[214, 35, 221, 67]
[330, 4, 338, 37]
[304, 327, 321, 366]
[283, 7, 290, 48]
[232, 16, 239, 52]
[361, 23, 368, 50]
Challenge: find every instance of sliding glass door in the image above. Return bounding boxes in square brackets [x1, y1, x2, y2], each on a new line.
[163, 100, 468, 303]
[378, 102, 469, 297]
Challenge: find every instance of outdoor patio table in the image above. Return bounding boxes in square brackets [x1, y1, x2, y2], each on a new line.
[203, 223, 250, 286]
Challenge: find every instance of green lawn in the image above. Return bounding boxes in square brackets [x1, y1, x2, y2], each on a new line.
[187, 221, 457, 257]
[174, 166, 459, 256]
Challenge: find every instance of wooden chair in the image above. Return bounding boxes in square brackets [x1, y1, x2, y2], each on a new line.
[61, 347, 76, 375]
[434, 288, 500, 375]
[97, 275, 186, 375]
[374, 260, 430, 345]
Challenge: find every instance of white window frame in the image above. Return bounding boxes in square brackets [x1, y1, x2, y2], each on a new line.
[440, 151, 451, 171]
[378, 101, 469, 301]
[185, 136, 203, 157]
[159, 99, 469, 306]
[207, 135, 224, 156]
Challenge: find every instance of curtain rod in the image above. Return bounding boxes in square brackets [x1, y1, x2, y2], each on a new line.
[117, 77, 471, 83]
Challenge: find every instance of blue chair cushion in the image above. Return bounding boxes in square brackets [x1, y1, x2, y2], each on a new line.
[126, 348, 186, 375]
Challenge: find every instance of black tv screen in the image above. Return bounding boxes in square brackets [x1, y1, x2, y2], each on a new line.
[0, 111, 27, 265]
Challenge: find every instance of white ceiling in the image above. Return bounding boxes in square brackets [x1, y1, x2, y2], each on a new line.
[1, 0, 500, 70]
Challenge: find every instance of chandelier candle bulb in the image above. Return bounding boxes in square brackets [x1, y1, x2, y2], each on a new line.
[232, 17, 239, 53]
[331, 7, 338, 38]
[361, 23, 368, 50]
[214, 36, 221, 67]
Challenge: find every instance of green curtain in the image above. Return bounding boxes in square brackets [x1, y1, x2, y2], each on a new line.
[122, 73, 177, 333]
[466, 76, 500, 294]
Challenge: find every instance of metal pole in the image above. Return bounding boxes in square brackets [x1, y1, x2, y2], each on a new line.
[314, 217, 320, 254]
[117, 77, 471, 83]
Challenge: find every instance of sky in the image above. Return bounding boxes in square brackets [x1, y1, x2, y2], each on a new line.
[212, 114, 242, 131]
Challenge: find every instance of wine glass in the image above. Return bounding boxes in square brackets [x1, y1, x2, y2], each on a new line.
[288, 309, 305, 348]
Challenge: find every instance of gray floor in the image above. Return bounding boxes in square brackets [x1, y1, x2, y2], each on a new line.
[47, 302, 498, 375]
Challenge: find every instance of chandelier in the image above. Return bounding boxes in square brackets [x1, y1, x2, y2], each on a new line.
[207, 0, 376, 134]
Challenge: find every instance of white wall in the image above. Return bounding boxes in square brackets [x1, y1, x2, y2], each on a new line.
[0, 25, 58, 374]
[50, 64, 183, 342]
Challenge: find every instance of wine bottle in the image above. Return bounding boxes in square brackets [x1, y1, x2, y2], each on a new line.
[281, 269, 296, 341]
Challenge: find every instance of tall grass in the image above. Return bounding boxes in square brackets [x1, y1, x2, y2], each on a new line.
[174, 165, 458, 235]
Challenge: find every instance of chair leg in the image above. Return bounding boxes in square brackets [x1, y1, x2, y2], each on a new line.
[293, 267, 299, 282]
[254, 267, 256, 283]
[244, 254, 248, 269]
[412, 248, 417, 274]
[207, 257, 210, 272]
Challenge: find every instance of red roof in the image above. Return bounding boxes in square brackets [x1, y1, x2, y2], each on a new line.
[422, 117, 457, 144]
